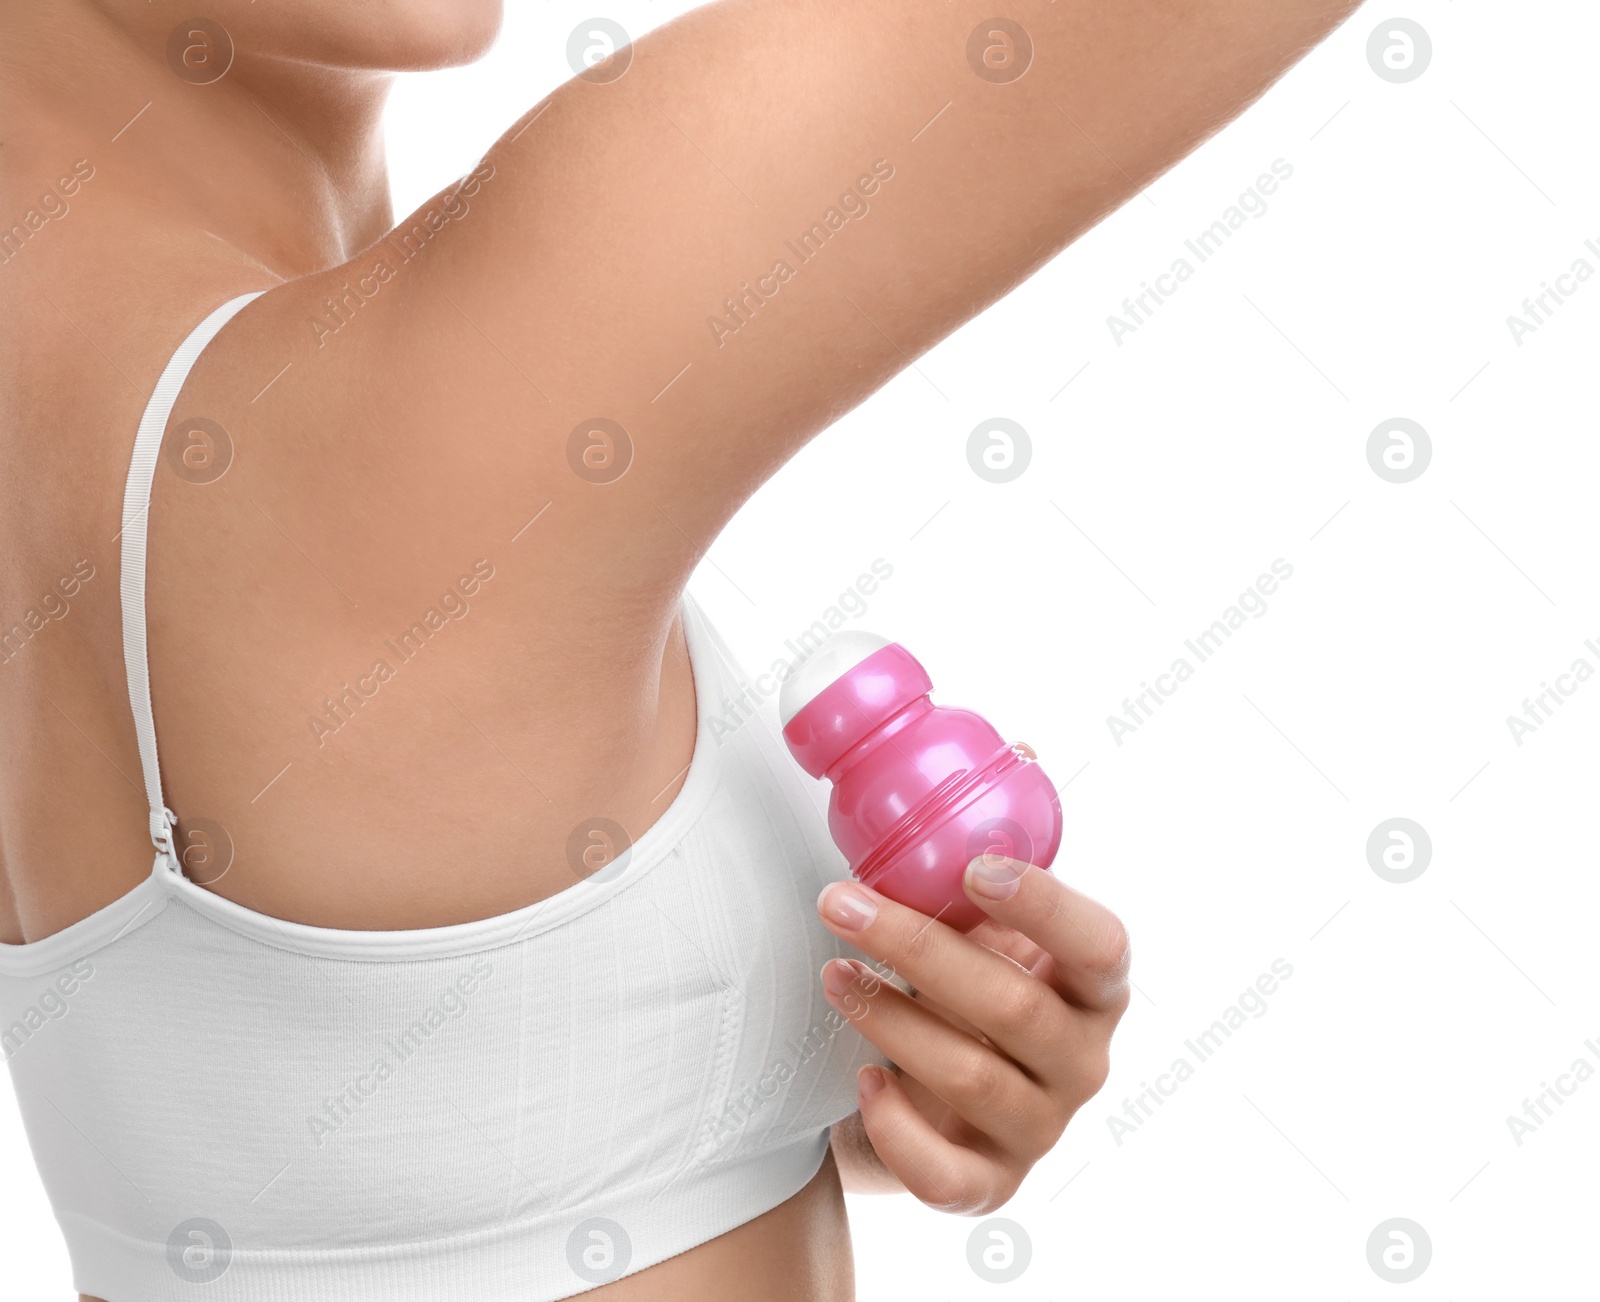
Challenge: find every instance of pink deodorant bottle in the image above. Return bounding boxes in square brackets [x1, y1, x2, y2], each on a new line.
[780, 631, 1063, 933]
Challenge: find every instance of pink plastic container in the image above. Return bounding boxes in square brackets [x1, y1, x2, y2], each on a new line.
[780, 632, 1062, 933]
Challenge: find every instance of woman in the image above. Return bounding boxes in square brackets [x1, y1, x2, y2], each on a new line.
[0, 1, 1358, 1298]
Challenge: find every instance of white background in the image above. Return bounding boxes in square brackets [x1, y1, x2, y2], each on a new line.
[7, 0, 1599, 1296]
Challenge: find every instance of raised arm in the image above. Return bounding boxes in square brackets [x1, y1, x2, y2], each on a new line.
[242, 0, 1362, 623]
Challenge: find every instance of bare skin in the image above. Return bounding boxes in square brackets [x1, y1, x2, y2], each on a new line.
[0, 1, 1361, 1299]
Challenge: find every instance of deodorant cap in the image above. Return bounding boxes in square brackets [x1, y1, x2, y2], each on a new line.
[779, 631, 893, 727]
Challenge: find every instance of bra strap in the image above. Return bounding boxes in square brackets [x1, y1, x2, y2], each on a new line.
[120, 291, 266, 868]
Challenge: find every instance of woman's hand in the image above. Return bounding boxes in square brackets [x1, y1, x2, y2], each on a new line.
[817, 857, 1129, 1214]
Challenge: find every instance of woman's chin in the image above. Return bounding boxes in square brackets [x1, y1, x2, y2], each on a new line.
[181, 0, 506, 74]
[343, 1, 505, 71]
[376, 1, 505, 71]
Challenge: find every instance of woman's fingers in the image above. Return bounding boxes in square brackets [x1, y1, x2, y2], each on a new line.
[851, 1063, 1017, 1216]
[822, 958, 1056, 1158]
[962, 858, 1132, 1015]
[816, 877, 1093, 1082]
[815, 869, 1129, 1214]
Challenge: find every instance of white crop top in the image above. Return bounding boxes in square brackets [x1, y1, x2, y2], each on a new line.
[0, 293, 883, 1301]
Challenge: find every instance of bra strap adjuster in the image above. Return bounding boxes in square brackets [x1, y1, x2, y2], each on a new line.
[150, 806, 180, 870]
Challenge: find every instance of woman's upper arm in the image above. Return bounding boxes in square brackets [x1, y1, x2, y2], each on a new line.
[266, 0, 1359, 607]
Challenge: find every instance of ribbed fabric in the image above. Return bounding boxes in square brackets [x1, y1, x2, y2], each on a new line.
[1, 295, 884, 1300]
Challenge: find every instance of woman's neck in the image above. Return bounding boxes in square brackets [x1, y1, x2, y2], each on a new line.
[0, 1, 395, 282]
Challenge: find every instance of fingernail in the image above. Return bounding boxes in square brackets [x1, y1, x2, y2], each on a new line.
[821, 958, 858, 998]
[966, 856, 1023, 900]
[818, 881, 877, 931]
[858, 1064, 886, 1103]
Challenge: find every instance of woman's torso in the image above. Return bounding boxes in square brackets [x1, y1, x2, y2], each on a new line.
[1, 198, 867, 1302]
[0, 263, 710, 938]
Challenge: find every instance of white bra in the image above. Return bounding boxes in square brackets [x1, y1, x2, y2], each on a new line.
[0, 293, 882, 1301]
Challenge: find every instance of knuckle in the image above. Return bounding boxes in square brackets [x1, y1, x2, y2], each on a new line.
[1074, 1043, 1113, 1099]
[1089, 913, 1132, 978]
[988, 977, 1054, 1040]
[943, 1046, 1003, 1105]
